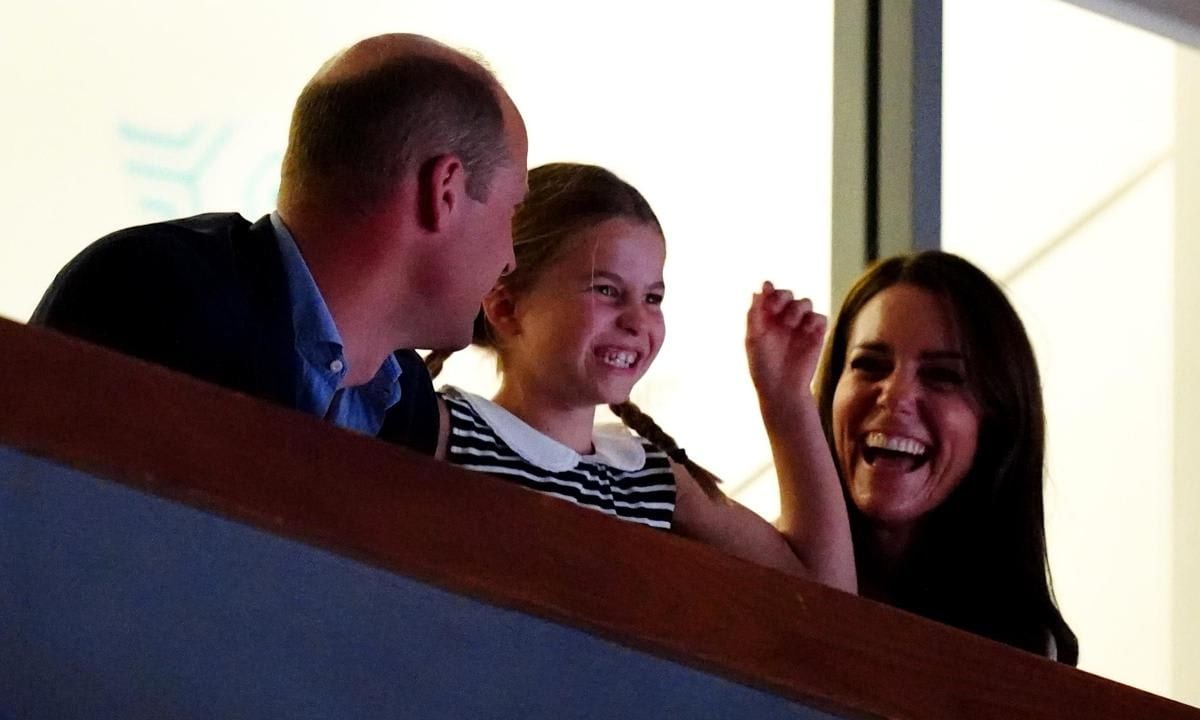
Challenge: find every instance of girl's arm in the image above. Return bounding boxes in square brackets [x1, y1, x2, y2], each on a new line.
[743, 282, 856, 593]
[668, 283, 856, 591]
[671, 462, 810, 577]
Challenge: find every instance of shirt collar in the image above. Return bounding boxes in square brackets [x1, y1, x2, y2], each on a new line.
[447, 387, 646, 472]
[270, 211, 345, 372]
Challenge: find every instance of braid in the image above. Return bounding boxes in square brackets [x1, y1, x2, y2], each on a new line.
[424, 349, 456, 380]
[609, 401, 724, 500]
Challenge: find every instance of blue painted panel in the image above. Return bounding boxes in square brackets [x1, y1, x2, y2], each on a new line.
[0, 446, 836, 720]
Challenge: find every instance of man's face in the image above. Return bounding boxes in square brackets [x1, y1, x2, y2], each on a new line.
[438, 99, 528, 349]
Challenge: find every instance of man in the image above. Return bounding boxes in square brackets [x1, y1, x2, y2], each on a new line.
[31, 34, 529, 455]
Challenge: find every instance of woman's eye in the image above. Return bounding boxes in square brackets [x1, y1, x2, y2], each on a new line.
[645, 293, 664, 306]
[592, 284, 619, 298]
[922, 366, 966, 387]
[849, 356, 889, 377]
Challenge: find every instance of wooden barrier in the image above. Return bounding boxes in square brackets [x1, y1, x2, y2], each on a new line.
[1, 316, 1195, 719]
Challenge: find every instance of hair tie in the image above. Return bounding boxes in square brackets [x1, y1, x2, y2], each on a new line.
[667, 448, 689, 464]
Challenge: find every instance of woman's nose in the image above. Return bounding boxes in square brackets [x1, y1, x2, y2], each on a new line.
[878, 371, 919, 413]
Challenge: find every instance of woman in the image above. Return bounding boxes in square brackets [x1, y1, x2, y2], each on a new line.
[815, 250, 1077, 662]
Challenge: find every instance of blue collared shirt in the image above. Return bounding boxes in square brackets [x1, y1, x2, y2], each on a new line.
[271, 212, 402, 435]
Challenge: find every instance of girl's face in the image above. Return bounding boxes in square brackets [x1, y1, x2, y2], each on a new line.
[499, 217, 666, 409]
[831, 284, 982, 533]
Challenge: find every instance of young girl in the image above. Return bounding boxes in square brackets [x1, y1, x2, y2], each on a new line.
[426, 163, 854, 592]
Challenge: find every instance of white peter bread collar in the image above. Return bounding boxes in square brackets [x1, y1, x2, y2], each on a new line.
[446, 386, 646, 473]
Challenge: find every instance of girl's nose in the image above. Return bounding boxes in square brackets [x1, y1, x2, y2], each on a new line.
[618, 302, 650, 335]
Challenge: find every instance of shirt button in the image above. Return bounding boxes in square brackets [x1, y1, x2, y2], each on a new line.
[329, 359, 344, 373]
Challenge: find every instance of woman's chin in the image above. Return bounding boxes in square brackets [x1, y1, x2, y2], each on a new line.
[848, 469, 931, 527]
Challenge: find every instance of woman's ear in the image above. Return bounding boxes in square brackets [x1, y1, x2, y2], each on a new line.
[482, 286, 520, 339]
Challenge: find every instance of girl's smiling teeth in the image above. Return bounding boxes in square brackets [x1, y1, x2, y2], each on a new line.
[597, 347, 639, 369]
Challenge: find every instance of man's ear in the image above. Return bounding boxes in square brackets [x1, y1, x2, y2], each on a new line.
[481, 285, 520, 339]
[417, 154, 467, 232]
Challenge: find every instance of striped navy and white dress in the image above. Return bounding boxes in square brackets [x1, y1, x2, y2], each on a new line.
[440, 386, 676, 530]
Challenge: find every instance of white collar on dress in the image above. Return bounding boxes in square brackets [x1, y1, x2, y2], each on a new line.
[446, 386, 646, 472]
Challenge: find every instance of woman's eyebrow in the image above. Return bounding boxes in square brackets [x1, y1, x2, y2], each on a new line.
[920, 350, 964, 361]
[851, 342, 890, 353]
[850, 343, 962, 361]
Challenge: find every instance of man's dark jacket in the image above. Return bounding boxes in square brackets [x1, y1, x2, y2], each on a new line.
[31, 212, 438, 454]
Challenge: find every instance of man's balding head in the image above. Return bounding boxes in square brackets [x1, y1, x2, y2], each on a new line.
[279, 33, 516, 214]
[312, 33, 470, 83]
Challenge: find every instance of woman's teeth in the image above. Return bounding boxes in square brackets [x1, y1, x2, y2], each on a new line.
[864, 432, 927, 457]
[862, 432, 930, 471]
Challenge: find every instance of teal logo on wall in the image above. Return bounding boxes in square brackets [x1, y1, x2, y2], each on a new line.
[119, 121, 282, 219]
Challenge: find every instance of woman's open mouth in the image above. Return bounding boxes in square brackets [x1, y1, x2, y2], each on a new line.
[861, 431, 931, 472]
